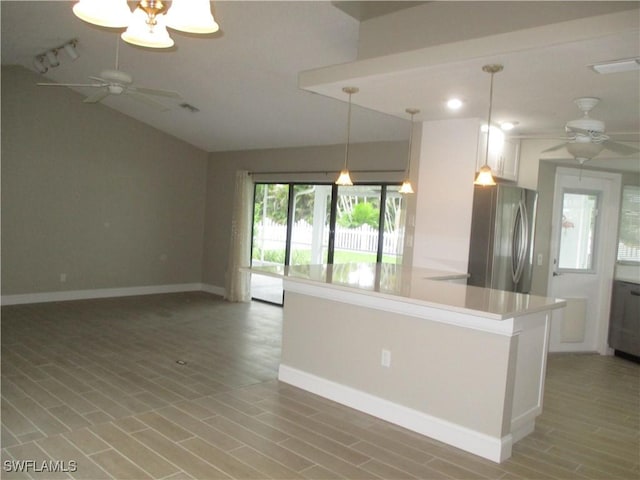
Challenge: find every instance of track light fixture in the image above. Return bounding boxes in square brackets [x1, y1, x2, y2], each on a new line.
[72, 0, 220, 49]
[32, 39, 79, 75]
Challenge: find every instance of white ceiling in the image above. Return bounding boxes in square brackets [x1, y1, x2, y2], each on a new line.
[2, 1, 640, 163]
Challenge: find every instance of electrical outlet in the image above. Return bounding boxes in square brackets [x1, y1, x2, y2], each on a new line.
[381, 349, 391, 368]
[537, 253, 543, 266]
[60, 273, 67, 283]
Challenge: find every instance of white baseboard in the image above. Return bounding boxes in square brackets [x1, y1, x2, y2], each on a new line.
[201, 284, 226, 297]
[278, 364, 512, 463]
[1, 283, 226, 306]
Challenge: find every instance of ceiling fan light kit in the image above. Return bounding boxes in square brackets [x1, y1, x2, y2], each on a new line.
[72, 0, 219, 49]
[542, 96, 639, 162]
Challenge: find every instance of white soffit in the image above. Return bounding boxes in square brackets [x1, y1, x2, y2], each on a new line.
[298, 10, 640, 136]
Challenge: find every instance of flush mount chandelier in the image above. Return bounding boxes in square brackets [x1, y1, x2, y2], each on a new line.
[72, 0, 219, 49]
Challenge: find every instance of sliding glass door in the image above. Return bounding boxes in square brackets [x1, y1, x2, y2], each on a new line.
[251, 182, 405, 304]
[251, 184, 289, 304]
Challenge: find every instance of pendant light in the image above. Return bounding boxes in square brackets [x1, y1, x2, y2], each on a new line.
[336, 87, 359, 186]
[474, 64, 503, 187]
[399, 108, 419, 194]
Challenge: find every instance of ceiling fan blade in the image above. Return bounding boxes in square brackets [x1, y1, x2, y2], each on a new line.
[602, 140, 640, 156]
[83, 90, 110, 104]
[38, 82, 104, 88]
[541, 143, 567, 153]
[125, 91, 170, 111]
[129, 86, 182, 99]
[88, 76, 108, 83]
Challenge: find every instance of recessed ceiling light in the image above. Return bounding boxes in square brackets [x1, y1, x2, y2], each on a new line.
[590, 58, 640, 74]
[500, 121, 518, 131]
[446, 98, 463, 110]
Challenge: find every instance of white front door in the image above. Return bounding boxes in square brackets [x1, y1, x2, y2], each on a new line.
[547, 167, 621, 354]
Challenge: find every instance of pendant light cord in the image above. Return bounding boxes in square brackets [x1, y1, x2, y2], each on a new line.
[344, 90, 353, 171]
[482, 64, 503, 168]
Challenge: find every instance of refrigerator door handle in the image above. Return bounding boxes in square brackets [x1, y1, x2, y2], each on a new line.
[511, 199, 528, 285]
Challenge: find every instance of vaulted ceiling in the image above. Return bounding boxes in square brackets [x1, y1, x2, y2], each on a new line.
[2, 1, 639, 162]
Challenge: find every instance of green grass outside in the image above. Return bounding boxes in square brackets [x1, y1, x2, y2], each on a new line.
[253, 248, 400, 265]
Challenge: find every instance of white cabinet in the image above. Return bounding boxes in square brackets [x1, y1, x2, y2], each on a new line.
[477, 129, 520, 182]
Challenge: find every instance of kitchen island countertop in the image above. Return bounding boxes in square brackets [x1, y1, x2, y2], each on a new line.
[246, 262, 565, 321]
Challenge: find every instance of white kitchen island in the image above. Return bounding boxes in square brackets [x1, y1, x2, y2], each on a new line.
[247, 263, 566, 463]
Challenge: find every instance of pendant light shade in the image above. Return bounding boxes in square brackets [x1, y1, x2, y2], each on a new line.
[121, 8, 175, 49]
[336, 87, 359, 186]
[73, 0, 132, 28]
[474, 64, 503, 187]
[336, 170, 354, 186]
[165, 0, 219, 34]
[400, 108, 419, 194]
[474, 165, 496, 186]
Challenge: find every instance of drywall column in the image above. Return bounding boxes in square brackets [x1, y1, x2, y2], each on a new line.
[408, 118, 481, 272]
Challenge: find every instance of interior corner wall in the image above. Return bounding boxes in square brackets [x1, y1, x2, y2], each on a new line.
[202, 141, 407, 290]
[1, 66, 208, 298]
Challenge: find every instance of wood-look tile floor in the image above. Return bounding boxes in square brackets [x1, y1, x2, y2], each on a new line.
[1, 292, 638, 479]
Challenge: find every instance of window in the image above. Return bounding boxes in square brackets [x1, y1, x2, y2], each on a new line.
[558, 190, 599, 271]
[617, 185, 640, 264]
[250, 182, 406, 304]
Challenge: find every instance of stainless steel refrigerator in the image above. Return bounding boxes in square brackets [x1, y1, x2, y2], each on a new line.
[467, 184, 538, 293]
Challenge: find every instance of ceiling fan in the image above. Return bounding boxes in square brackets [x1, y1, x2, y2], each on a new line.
[541, 97, 639, 164]
[37, 40, 181, 111]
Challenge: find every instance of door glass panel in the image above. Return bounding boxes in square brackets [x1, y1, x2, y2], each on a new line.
[383, 186, 406, 264]
[251, 183, 289, 304]
[558, 191, 599, 271]
[335, 186, 381, 263]
[290, 185, 332, 265]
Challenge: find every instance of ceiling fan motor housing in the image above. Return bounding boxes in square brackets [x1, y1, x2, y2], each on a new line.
[566, 117, 605, 134]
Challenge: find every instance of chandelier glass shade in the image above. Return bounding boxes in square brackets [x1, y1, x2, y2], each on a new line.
[165, 0, 219, 34]
[121, 8, 175, 49]
[72, 0, 131, 28]
[72, 0, 219, 49]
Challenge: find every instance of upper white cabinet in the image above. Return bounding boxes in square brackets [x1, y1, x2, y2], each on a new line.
[477, 128, 520, 182]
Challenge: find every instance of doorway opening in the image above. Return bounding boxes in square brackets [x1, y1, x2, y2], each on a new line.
[250, 182, 406, 305]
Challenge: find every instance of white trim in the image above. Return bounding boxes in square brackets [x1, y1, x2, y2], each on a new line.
[1, 283, 226, 306]
[202, 284, 226, 297]
[283, 278, 520, 336]
[278, 364, 512, 463]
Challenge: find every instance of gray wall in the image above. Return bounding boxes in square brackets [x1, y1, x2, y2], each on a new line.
[1, 66, 208, 295]
[2, 65, 406, 296]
